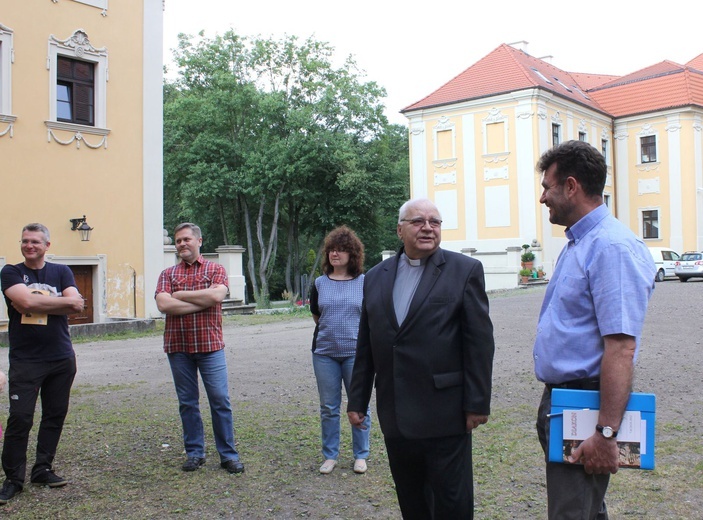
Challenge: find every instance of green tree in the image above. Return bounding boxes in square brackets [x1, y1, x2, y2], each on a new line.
[164, 30, 409, 305]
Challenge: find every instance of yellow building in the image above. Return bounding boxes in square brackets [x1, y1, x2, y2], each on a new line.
[0, 0, 164, 325]
[402, 43, 703, 287]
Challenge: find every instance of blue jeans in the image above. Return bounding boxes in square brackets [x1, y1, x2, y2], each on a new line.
[312, 353, 370, 460]
[167, 350, 239, 463]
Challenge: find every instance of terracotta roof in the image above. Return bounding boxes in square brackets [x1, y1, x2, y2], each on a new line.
[590, 68, 703, 117]
[402, 44, 703, 119]
[569, 72, 618, 90]
[686, 53, 703, 71]
[401, 44, 606, 114]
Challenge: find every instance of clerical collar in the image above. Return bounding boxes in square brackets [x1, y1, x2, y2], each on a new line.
[401, 253, 424, 267]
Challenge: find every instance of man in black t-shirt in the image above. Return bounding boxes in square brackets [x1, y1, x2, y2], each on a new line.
[0, 223, 84, 506]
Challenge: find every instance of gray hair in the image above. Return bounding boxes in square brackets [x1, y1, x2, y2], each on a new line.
[398, 198, 441, 223]
[174, 222, 202, 239]
[22, 223, 50, 243]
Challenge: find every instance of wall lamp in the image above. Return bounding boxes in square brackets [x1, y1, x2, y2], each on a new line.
[69, 215, 94, 241]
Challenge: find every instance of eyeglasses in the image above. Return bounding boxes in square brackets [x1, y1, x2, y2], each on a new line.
[400, 218, 443, 228]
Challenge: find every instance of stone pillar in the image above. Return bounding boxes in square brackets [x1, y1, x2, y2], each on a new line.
[506, 246, 522, 270]
[163, 245, 178, 269]
[216, 245, 246, 303]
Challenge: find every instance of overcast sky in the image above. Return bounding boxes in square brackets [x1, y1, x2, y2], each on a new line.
[163, 0, 702, 125]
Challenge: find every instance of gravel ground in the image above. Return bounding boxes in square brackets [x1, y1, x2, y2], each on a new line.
[1, 278, 701, 518]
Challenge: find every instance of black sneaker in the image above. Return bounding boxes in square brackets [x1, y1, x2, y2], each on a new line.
[30, 470, 67, 488]
[0, 480, 22, 505]
[220, 460, 245, 474]
[182, 457, 206, 472]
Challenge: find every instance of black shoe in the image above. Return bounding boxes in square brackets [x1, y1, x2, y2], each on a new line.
[0, 480, 22, 505]
[220, 460, 245, 474]
[182, 457, 206, 472]
[30, 470, 67, 488]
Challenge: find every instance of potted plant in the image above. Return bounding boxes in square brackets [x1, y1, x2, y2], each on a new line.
[519, 268, 532, 284]
[521, 244, 535, 269]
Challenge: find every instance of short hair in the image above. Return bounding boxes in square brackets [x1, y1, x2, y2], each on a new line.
[22, 223, 50, 243]
[321, 226, 365, 278]
[537, 140, 607, 198]
[398, 198, 441, 223]
[174, 222, 202, 239]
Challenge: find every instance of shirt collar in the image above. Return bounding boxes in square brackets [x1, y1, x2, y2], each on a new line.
[565, 204, 609, 243]
[183, 254, 205, 267]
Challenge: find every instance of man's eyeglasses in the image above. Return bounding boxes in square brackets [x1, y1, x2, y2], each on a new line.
[400, 218, 443, 228]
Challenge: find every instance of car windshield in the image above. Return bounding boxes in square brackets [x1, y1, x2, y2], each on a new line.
[681, 253, 702, 261]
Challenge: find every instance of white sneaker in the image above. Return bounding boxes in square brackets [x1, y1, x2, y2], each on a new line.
[319, 459, 337, 474]
[353, 459, 367, 474]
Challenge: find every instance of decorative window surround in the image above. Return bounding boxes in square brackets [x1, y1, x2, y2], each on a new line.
[0, 23, 15, 137]
[45, 30, 110, 148]
[52, 0, 108, 16]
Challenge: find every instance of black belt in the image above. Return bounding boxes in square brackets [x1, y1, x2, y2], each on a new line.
[545, 378, 600, 391]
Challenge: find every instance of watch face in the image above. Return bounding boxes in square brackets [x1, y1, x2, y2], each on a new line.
[602, 426, 614, 438]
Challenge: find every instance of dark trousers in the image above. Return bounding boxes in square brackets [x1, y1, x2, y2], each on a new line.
[2, 357, 77, 486]
[384, 433, 473, 520]
[537, 386, 610, 520]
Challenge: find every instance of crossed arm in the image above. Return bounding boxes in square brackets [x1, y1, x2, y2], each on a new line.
[5, 284, 84, 315]
[155, 284, 228, 315]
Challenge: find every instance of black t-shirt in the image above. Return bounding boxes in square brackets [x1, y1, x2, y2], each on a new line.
[1, 262, 76, 362]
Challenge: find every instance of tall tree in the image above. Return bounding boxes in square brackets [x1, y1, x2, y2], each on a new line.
[164, 31, 409, 305]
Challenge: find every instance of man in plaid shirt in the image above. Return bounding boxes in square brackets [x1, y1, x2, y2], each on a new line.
[155, 223, 244, 474]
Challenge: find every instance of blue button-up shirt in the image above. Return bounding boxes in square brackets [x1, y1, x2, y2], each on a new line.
[534, 204, 656, 384]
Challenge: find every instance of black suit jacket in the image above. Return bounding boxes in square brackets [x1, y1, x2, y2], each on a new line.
[348, 248, 495, 439]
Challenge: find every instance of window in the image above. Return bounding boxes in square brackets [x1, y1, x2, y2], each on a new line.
[552, 123, 561, 146]
[601, 139, 608, 162]
[642, 210, 659, 239]
[578, 132, 586, 142]
[57, 57, 94, 126]
[641, 136, 657, 163]
[46, 30, 109, 147]
[0, 23, 13, 116]
[603, 193, 611, 208]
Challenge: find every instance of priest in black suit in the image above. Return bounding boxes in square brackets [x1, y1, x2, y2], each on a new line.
[347, 198, 495, 519]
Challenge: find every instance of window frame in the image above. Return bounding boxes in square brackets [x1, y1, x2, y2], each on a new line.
[46, 30, 108, 132]
[0, 23, 14, 117]
[641, 209, 659, 240]
[56, 56, 95, 126]
[552, 123, 561, 147]
[640, 135, 657, 164]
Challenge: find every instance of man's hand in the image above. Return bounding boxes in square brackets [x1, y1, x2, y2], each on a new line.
[465, 413, 488, 432]
[348, 411, 368, 430]
[568, 433, 620, 474]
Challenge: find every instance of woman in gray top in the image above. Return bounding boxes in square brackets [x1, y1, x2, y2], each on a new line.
[310, 226, 370, 474]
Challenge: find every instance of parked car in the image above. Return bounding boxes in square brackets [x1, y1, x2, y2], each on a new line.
[648, 247, 681, 282]
[674, 251, 703, 282]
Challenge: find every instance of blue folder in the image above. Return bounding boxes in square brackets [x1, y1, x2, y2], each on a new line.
[549, 389, 656, 470]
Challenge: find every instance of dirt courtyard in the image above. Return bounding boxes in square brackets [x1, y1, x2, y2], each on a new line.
[0, 279, 701, 518]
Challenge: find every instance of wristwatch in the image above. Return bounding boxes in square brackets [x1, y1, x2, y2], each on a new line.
[596, 424, 618, 439]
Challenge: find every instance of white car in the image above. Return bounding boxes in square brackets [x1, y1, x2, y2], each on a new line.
[674, 251, 703, 282]
[648, 247, 681, 282]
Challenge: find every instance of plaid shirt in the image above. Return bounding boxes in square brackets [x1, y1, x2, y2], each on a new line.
[155, 256, 228, 354]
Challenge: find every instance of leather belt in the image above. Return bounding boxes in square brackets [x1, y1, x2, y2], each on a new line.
[545, 378, 600, 391]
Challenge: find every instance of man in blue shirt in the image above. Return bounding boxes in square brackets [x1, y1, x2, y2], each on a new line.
[533, 141, 656, 520]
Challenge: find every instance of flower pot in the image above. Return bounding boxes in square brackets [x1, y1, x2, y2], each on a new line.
[522, 261, 534, 270]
